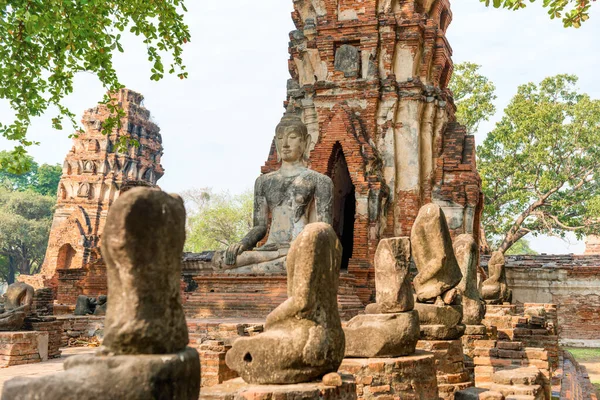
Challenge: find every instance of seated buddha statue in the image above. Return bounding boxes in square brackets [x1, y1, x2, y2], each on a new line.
[215, 111, 333, 273]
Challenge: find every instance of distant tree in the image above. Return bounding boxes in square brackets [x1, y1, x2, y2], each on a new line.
[505, 238, 539, 255]
[480, 0, 595, 28]
[479, 74, 600, 254]
[31, 164, 63, 196]
[0, 151, 62, 197]
[0, 1, 190, 173]
[0, 189, 54, 284]
[183, 189, 253, 252]
[450, 62, 497, 135]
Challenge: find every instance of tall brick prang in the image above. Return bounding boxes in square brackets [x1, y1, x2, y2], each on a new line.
[21, 89, 164, 305]
[261, 0, 482, 302]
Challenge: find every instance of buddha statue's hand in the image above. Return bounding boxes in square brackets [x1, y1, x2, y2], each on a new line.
[225, 243, 248, 266]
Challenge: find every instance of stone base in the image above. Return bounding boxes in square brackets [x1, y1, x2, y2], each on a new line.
[183, 273, 364, 320]
[420, 324, 466, 340]
[2, 347, 201, 400]
[414, 302, 464, 340]
[0, 331, 49, 367]
[338, 350, 439, 399]
[416, 340, 473, 399]
[200, 376, 357, 400]
[344, 310, 419, 358]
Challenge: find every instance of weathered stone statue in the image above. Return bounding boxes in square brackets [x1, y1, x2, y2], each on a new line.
[411, 204, 465, 340]
[345, 237, 420, 358]
[93, 295, 107, 316]
[480, 251, 512, 305]
[453, 234, 485, 327]
[217, 111, 333, 273]
[2, 188, 200, 400]
[74, 295, 107, 316]
[0, 282, 34, 331]
[225, 222, 345, 384]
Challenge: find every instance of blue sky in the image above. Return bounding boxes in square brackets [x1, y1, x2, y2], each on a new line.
[1, 1, 598, 254]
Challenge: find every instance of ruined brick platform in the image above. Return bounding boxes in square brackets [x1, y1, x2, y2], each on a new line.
[0, 332, 49, 367]
[338, 351, 439, 400]
[200, 376, 357, 400]
[198, 341, 237, 388]
[183, 273, 364, 320]
[57, 315, 105, 347]
[416, 340, 473, 399]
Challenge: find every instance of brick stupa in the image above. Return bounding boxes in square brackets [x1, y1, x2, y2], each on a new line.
[21, 89, 164, 310]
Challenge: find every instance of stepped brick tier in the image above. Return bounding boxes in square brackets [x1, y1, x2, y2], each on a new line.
[462, 326, 495, 381]
[254, 0, 483, 304]
[415, 339, 473, 399]
[19, 89, 164, 303]
[338, 351, 439, 400]
[472, 340, 551, 395]
[489, 254, 600, 347]
[200, 376, 357, 400]
[481, 304, 559, 373]
[181, 269, 364, 320]
[0, 331, 49, 367]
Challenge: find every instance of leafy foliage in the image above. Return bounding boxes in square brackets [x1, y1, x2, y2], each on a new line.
[0, 188, 54, 283]
[450, 62, 497, 135]
[0, 0, 190, 172]
[183, 189, 254, 252]
[0, 151, 62, 196]
[480, 0, 595, 28]
[505, 238, 539, 255]
[479, 74, 600, 253]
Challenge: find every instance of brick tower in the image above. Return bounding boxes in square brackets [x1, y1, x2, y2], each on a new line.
[23, 89, 164, 305]
[262, 0, 482, 302]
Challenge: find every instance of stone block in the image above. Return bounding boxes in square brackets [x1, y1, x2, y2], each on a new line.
[200, 376, 357, 400]
[344, 311, 419, 358]
[3, 347, 200, 400]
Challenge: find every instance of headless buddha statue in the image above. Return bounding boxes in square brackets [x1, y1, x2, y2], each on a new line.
[218, 111, 333, 273]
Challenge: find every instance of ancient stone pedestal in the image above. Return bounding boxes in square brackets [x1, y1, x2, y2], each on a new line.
[416, 340, 473, 399]
[0, 331, 49, 367]
[3, 348, 200, 400]
[338, 351, 439, 400]
[200, 376, 357, 400]
[183, 273, 364, 320]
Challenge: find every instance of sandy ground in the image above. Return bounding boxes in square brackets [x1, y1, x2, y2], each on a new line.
[0, 347, 95, 396]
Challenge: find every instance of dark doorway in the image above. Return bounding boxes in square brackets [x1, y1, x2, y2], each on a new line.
[329, 143, 355, 271]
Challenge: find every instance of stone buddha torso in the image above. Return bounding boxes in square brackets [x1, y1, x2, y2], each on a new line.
[218, 111, 334, 273]
[257, 168, 332, 250]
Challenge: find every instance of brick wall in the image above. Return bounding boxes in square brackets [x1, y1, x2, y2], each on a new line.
[57, 315, 105, 347]
[490, 254, 600, 347]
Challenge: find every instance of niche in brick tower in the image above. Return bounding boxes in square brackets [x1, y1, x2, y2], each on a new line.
[329, 143, 355, 271]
